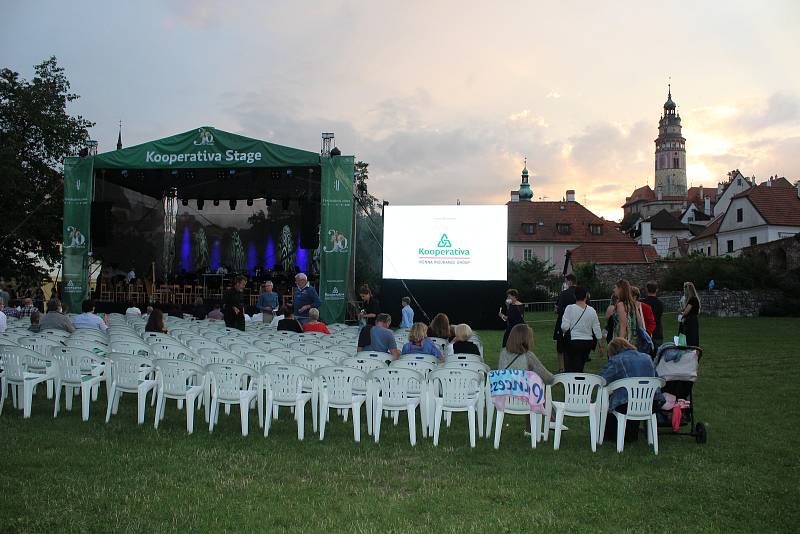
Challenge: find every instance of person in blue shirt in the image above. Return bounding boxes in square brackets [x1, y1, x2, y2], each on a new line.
[600, 337, 665, 443]
[256, 281, 279, 323]
[293, 273, 321, 324]
[401, 322, 442, 359]
[400, 297, 414, 329]
[366, 313, 400, 358]
[73, 300, 109, 332]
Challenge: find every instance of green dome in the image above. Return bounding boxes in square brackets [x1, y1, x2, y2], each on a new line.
[664, 97, 676, 111]
[522, 165, 529, 177]
[519, 183, 533, 200]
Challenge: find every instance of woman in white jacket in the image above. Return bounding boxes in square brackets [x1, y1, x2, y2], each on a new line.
[560, 286, 602, 372]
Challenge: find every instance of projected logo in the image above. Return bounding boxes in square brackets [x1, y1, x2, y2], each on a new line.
[417, 233, 470, 266]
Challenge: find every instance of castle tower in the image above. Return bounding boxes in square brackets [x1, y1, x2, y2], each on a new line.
[518, 158, 533, 201]
[654, 85, 687, 196]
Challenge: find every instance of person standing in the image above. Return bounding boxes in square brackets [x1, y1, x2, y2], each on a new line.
[358, 285, 381, 326]
[561, 287, 602, 372]
[223, 275, 247, 331]
[499, 289, 525, 348]
[612, 280, 638, 345]
[399, 297, 414, 328]
[679, 282, 701, 347]
[553, 274, 577, 372]
[257, 281, 279, 323]
[293, 273, 321, 325]
[641, 281, 664, 352]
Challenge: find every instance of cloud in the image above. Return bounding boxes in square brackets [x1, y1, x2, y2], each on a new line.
[546, 91, 562, 99]
[741, 93, 800, 130]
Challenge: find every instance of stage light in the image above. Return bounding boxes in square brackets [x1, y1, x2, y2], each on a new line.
[181, 198, 188, 206]
[213, 199, 220, 206]
[229, 199, 237, 210]
[246, 198, 253, 206]
[197, 199, 204, 210]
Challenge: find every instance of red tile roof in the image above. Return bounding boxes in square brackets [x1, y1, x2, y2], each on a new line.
[507, 201, 633, 243]
[732, 178, 800, 226]
[623, 185, 655, 207]
[569, 242, 659, 265]
[688, 216, 723, 242]
[687, 186, 719, 205]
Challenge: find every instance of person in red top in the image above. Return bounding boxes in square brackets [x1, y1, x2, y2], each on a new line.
[302, 307, 331, 334]
[632, 287, 656, 335]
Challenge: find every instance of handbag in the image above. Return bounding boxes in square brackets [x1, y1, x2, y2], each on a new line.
[563, 306, 588, 345]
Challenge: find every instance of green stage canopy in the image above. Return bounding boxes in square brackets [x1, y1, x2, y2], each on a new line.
[62, 127, 354, 323]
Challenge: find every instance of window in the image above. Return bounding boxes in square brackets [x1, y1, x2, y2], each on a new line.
[523, 249, 533, 261]
[556, 223, 571, 235]
[749, 236, 757, 247]
[707, 246, 711, 256]
[727, 240, 734, 253]
[589, 224, 602, 235]
[521, 223, 535, 235]
[736, 208, 743, 223]
[673, 157, 680, 168]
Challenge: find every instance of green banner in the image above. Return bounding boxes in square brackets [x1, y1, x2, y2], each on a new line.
[62, 156, 94, 312]
[319, 156, 354, 324]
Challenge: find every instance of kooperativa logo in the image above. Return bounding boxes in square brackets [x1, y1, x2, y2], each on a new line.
[418, 234, 470, 259]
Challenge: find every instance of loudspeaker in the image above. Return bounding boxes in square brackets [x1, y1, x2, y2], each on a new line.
[90, 201, 113, 247]
[299, 202, 320, 249]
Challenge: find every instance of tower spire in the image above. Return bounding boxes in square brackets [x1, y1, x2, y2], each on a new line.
[116, 120, 123, 150]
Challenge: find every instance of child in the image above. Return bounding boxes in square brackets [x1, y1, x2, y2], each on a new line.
[400, 296, 414, 328]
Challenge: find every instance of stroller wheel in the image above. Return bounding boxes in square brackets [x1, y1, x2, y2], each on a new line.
[695, 422, 709, 444]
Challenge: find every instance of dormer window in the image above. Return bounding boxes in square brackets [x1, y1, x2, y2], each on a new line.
[589, 224, 602, 235]
[556, 223, 571, 235]
[522, 223, 535, 235]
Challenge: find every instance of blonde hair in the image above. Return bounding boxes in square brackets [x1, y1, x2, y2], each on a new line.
[308, 307, 320, 321]
[408, 322, 428, 344]
[683, 282, 701, 313]
[607, 337, 636, 356]
[454, 323, 473, 342]
[506, 323, 533, 354]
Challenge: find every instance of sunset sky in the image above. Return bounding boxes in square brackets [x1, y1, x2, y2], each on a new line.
[3, 0, 798, 220]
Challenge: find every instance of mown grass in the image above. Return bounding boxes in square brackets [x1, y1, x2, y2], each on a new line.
[1, 314, 798, 532]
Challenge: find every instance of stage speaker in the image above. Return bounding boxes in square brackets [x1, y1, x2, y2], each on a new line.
[299, 202, 320, 249]
[90, 201, 113, 247]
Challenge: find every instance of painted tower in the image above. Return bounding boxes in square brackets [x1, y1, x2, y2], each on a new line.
[654, 85, 687, 197]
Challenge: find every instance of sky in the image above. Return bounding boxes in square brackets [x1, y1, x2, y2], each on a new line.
[2, 0, 799, 221]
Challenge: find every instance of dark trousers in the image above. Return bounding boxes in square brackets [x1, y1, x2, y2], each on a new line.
[603, 404, 640, 443]
[565, 339, 594, 373]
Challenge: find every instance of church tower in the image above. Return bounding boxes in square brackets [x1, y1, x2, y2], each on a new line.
[518, 158, 533, 201]
[654, 85, 687, 197]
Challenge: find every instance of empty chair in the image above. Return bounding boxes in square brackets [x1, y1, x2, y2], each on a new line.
[186, 338, 224, 352]
[227, 342, 257, 357]
[370, 368, 424, 446]
[444, 360, 490, 438]
[446, 353, 483, 364]
[39, 329, 71, 339]
[64, 337, 108, 354]
[356, 351, 394, 366]
[428, 337, 449, 355]
[398, 353, 439, 366]
[546, 373, 606, 452]
[110, 340, 152, 357]
[604, 377, 666, 455]
[270, 348, 306, 361]
[309, 349, 350, 363]
[290, 341, 325, 355]
[244, 354, 286, 370]
[429, 368, 482, 447]
[262, 364, 313, 440]
[151, 343, 197, 361]
[142, 332, 176, 345]
[197, 348, 241, 365]
[0, 346, 59, 418]
[16, 336, 63, 357]
[291, 355, 335, 433]
[105, 354, 158, 424]
[317, 366, 368, 442]
[206, 363, 258, 436]
[153, 359, 206, 434]
[342, 356, 387, 436]
[253, 339, 286, 352]
[50, 347, 106, 421]
[390, 359, 436, 438]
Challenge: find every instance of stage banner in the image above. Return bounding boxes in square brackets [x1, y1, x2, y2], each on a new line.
[319, 155, 354, 324]
[62, 156, 94, 312]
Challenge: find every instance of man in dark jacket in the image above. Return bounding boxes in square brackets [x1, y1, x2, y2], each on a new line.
[553, 274, 577, 372]
[223, 276, 247, 331]
[641, 280, 665, 354]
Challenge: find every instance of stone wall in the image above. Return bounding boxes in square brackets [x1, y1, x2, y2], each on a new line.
[743, 234, 800, 271]
[593, 262, 670, 290]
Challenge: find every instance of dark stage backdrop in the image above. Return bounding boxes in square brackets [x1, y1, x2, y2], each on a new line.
[381, 279, 508, 330]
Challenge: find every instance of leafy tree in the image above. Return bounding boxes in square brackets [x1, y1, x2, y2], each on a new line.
[352, 161, 384, 292]
[508, 258, 560, 301]
[354, 160, 374, 210]
[0, 56, 94, 283]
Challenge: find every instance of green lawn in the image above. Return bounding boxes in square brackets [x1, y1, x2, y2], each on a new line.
[2, 315, 799, 532]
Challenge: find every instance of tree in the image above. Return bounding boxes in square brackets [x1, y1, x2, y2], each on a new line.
[351, 160, 383, 292]
[0, 56, 94, 283]
[508, 258, 560, 301]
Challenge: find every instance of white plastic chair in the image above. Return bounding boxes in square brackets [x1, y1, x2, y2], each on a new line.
[429, 368, 482, 447]
[356, 351, 394, 366]
[64, 337, 108, 354]
[309, 349, 350, 363]
[291, 355, 335, 432]
[262, 364, 313, 440]
[186, 338, 224, 352]
[398, 353, 439, 366]
[151, 343, 196, 361]
[492, 393, 544, 450]
[445, 353, 483, 364]
[206, 363, 258, 436]
[153, 359, 206, 434]
[197, 348, 241, 365]
[110, 340, 152, 357]
[370, 368, 424, 446]
[604, 377, 666, 454]
[342, 357, 387, 436]
[546, 373, 606, 452]
[105, 354, 157, 424]
[270, 348, 306, 361]
[142, 332, 176, 345]
[253, 339, 286, 352]
[50, 347, 106, 421]
[390, 359, 436, 438]
[443, 360, 490, 438]
[0, 346, 59, 418]
[317, 366, 368, 442]
[428, 337, 449, 355]
[290, 341, 325, 355]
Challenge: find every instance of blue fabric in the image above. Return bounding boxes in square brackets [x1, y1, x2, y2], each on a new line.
[401, 338, 441, 358]
[400, 305, 414, 328]
[599, 349, 664, 411]
[367, 326, 397, 353]
[293, 285, 321, 321]
[256, 292, 279, 311]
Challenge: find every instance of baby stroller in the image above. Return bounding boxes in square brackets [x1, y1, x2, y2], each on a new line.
[654, 342, 709, 444]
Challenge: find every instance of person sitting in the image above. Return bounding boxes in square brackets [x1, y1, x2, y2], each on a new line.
[17, 298, 38, 318]
[73, 300, 109, 332]
[27, 310, 42, 333]
[356, 324, 373, 353]
[498, 323, 554, 384]
[302, 307, 331, 334]
[428, 313, 454, 341]
[401, 322, 442, 359]
[600, 337, 665, 443]
[125, 301, 141, 316]
[447, 323, 481, 356]
[399, 296, 414, 329]
[366, 313, 400, 358]
[206, 304, 224, 321]
[39, 298, 75, 333]
[277, 306, 303, 333]
[142, 305, 154, 320]
[145, 308, 168, 333]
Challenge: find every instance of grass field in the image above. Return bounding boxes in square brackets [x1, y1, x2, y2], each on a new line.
[2, 313, 799, 532]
